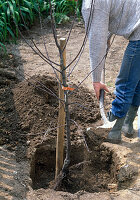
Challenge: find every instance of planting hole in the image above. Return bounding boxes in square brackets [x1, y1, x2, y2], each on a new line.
[30, 129, 118, 193]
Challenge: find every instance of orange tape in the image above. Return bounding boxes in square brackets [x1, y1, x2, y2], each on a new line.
[62, 86, 75, 91]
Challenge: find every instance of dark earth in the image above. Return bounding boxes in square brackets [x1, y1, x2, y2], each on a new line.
[0, 53, 118, 194]
[1, 20, 140, 200]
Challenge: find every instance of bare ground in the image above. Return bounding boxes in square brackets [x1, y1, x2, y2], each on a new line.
[0, 19, 140, 200]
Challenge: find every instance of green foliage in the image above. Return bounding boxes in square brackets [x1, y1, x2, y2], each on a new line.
[0, 0, 48, 51]
[50, 0, 82, 24]
[54, 0, 76, 15]
[0, 0, 82, 52]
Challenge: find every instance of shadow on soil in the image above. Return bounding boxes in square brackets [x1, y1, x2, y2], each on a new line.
[0, 52, 28, 199]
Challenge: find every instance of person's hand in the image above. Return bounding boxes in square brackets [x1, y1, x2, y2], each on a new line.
[93, 82, 109, 100]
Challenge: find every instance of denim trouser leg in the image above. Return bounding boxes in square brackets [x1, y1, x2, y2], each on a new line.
[111, 40, 140, 118]
[132, 80, 140, 106]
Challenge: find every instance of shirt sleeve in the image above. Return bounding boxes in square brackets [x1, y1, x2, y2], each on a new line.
[82, 8, 110, 82]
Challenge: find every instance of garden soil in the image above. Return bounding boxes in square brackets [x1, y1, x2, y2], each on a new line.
[1, 19, 140, 200]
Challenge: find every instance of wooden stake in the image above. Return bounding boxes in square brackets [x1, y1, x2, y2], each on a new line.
[55, 38, 66, 179]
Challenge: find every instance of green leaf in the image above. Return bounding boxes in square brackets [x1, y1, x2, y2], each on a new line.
[8, 2, 15, 16]
[7, 26, 15, 40]
[15, 11, 20, 22]
[23, 0, 32, 8]
[7, 7, 11, 23]
[20, 6, 31, 13]
[0, 41, 6, 53]
[0, 19, 5, 26]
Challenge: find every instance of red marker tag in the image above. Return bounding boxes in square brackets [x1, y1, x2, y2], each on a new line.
[62, 86, 75, 91]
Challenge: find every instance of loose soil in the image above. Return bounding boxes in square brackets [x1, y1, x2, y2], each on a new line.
[0, 72, 115, 193]
[1, 19, 140, 200]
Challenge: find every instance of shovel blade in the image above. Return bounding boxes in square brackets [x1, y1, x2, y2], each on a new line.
[97, 120, 116, 129]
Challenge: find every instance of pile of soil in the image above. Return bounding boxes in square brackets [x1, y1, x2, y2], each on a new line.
[0, 62, 116, 193]
[12, 75, 115, 193]
[12, 75, 101, 136]
[0, 54, 21, 148]
[0, 69, 113, 147]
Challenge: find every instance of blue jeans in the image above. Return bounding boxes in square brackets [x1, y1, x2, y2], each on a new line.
[111, 40, 140, 118]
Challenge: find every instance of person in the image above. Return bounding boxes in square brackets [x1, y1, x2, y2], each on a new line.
[82, 0, 140, 143]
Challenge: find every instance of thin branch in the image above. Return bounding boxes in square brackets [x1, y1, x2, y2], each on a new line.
[82, 131, 92, 153]
[67, 38, 87, 78]
[70, 119, 91, 153]
[37, 2, 62, 88]
[69, 102, 92, 111]
[16, 26, 61, 72]
[49, 0, 60, 51]
[68, 54, 107, 97]
[65, 0, 95, 70]
[13, 67, 64, 102]
[68, 33, 117, 97]
[61, 0, 79, 53]
[16, 2, 61, 69]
